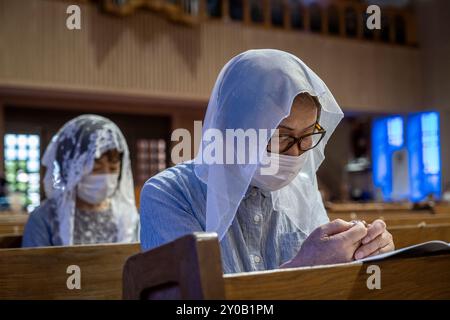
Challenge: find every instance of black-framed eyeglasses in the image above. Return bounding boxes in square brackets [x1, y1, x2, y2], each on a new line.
[267, 122, 327, 154]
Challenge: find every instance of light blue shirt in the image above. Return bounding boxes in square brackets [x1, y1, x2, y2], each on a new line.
[22, 199, 139, 247]
[22, 199, 61, 247]
[140, 160, 310, 274]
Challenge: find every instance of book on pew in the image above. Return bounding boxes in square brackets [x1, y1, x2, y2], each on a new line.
[357, 240, 450, 263]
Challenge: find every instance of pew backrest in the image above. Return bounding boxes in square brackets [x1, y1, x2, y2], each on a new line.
[389, 223, 450, 248]
[328, 212, 450, 227]
[0, 234, 22, 248]
[123, 232, 450, 300]
[123, 233, 225, 300]
[0, 242, 140, 299]
[224, 254, 450, 299]
[0, 213, 28, 235]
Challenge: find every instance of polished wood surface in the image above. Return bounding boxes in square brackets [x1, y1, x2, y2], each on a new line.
[122, 233, 450, 300]
[0, 243, 140, 299]
[326, 202, 415, 213]
[390, 223, 450, 248]
[224, 254, 450, 299]
[0, 213, 28, 235]
[123, 233, 225, 300]
[328, 212, 450, 227]
[0, 234, 22, 248]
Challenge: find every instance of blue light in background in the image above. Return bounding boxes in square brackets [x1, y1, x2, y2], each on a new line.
[407, 111, 441, 202]
[387, 116, 404, 148]
[372, 116, 404, 201]
[372, 111, 441, 202]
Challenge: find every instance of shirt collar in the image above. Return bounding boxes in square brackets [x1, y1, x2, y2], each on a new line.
[244, 185, 271, 200]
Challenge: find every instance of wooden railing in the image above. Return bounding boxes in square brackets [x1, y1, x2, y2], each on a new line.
[98, 0, 417, 46]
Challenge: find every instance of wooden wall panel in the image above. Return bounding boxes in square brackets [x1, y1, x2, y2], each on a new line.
[0, 0, 423, 113]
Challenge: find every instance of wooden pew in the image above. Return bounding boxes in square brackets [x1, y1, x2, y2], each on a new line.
[326, 202, 450, 216]
[2, 226, 447, 299]
[0, 213, 28, 235]
[123, 233, 225, 300]
[0, 243, 140, 299]
[224, 254, 450, 299]
[435, 204, 450, 215]
[123, 233, 450, 300]
[390, 223, 450, 248]
[326, 202, 415, 214]
[0, 234, 22, 248]
[328, 212, 450, 227]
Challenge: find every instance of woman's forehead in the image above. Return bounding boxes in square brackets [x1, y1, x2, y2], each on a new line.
[97, 149, 121, 161]
[280, 99, 318, 129]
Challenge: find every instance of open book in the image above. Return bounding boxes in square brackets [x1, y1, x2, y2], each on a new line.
[357, 240, 450, 263]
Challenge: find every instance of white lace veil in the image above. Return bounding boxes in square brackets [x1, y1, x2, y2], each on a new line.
[42, 115, 139, 245]
[194, 49, 344, 240]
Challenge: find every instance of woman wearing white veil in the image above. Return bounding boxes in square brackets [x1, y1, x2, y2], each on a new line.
[141, 49, 394, 273]
[22, 115, 139, 247]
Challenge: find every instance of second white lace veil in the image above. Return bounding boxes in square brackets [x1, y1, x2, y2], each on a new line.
[42, 115, 139, 245]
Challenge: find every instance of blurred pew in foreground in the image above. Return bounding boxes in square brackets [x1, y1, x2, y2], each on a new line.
[0, 234, 22, 248]
[1, 224, 449, 299]
[0, 243, 140, 299]
[123, 233, 450, 300]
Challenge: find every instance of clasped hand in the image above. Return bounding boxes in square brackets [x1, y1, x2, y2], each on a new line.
[281, 219, 395, 268]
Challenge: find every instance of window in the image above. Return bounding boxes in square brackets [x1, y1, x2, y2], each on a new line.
[363, 11, 375, 40]
[420, 112, 440, 175]
[250, 0, 264, 23]
[380, 15, 391, 42]
[271, 0, 284, 27]
[136, 139, 167, 186]
[309, 3, 322, 33]
[4, 133, 40, 212]
[290, 3, 304, 30]
[345, 7, 357, 37]
[207, 0, 222, 18]
[327, 6, 340, 35]
[387, 116, 403, 148]
[229, 0, 243, 21]
[394, 15, 406, 45]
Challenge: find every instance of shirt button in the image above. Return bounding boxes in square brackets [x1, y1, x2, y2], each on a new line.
[252, 255, 261, 264]
[253, 214, 261, 223]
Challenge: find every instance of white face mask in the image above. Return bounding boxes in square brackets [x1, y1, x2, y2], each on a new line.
[251, 151, 309, 191]
[77, 173, 119, 205]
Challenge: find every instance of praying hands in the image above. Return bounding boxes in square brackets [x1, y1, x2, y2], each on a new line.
[280, 219, 395, 268]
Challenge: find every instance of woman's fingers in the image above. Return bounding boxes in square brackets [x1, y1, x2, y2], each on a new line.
[334, 221, 368, 245]
[321, 219, 354, 237]
[354, 230, 393, 260]
[362, 219, 386, 245]
[366, 240, 396, 257]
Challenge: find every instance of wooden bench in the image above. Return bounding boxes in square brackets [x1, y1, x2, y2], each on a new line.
[328, 212, 450, 227]
[326, 203, 450, 216]
[123, 233, 450, 300]
[0, 243, 140, 299]
[0, 234, 22, 248]
[390, 223, 450, 248]
[1, 225, 448, 299]
[0, 213, 28, 235]
[326, 202, 416, 214]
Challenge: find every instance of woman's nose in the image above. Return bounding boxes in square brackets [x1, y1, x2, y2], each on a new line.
[285, 144, 303, 157]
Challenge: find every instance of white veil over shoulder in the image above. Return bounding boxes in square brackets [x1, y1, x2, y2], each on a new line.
[42, 115, 139, 245]
[194, 49, 344, 240]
